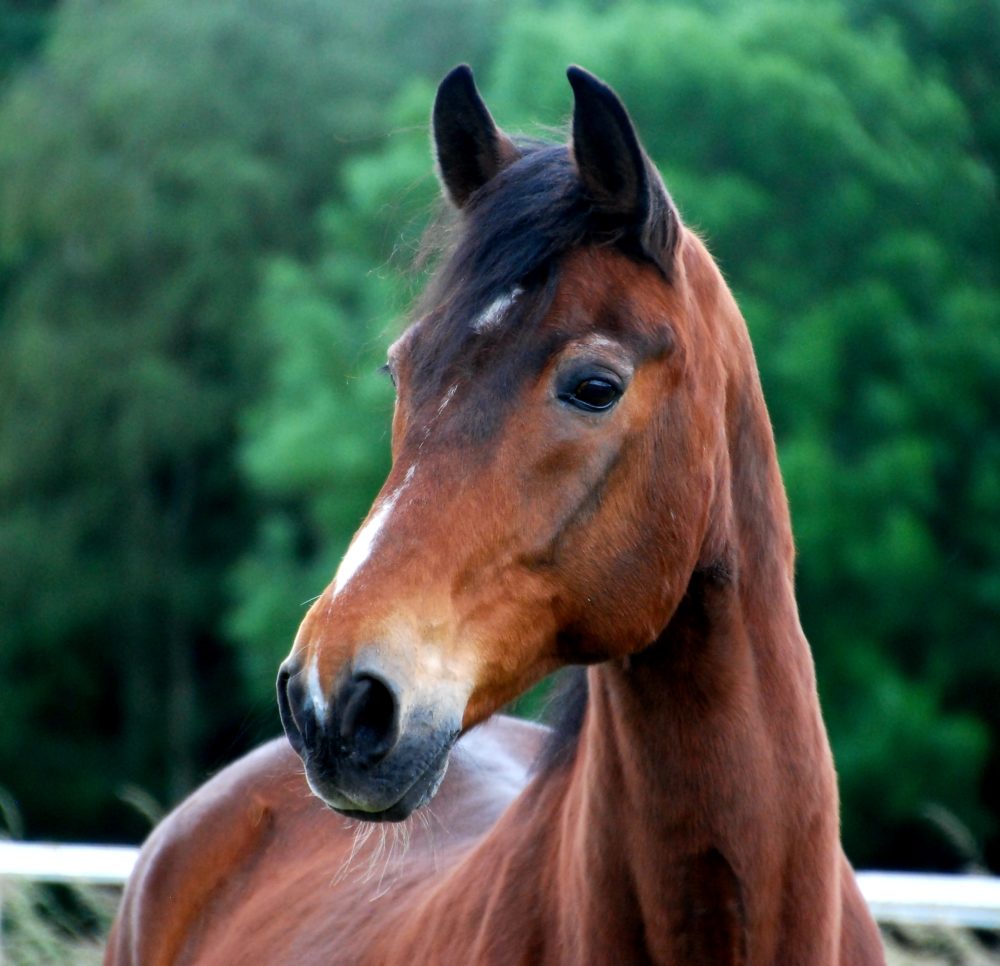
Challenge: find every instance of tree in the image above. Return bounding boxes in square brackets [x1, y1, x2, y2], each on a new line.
[230, 86, 436, 699]
[845, 0, 1000, 184]
[0, 0, 57, 89]
[0, 0, 496, 839]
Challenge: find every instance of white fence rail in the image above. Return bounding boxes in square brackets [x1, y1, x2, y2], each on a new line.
[0, 841, 139, 886]
[1, 842, 1000, 929]
[858, 870, 1000, 928]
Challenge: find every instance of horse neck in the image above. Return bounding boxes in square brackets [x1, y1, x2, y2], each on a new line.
[552, 269, 843, 960]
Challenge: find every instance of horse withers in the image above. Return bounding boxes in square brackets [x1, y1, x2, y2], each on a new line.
[106, 66, 885, 964]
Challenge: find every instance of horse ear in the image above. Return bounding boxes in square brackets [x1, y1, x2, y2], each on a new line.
[567, 66, 679, 277]
[433, 65, 520, 209]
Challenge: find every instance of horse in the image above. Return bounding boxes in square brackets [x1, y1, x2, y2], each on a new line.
[105, 65, 885, 964]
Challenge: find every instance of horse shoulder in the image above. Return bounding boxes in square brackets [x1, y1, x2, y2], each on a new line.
[107, 717, 548, 964]
[838, 853, 886, 964]
[104, 738, 310, 965]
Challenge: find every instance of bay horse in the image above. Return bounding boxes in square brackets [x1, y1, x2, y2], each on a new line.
[106, 66, 885, 964]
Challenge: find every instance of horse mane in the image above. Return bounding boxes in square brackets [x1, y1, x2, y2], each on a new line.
[416, 138, 584, 315]
[534, 667, 589, 774]
[407, 139, 641, 426]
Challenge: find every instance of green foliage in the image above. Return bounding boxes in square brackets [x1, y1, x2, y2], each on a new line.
[0, 878, 114, 965]
[0, 0, 56, 88]
[0, 0, 997, 873]
[831, 648, 990, 863]
[845, 0, 1000, 181]
[229, 89, 437, 696]
[0, 0, 496, 837]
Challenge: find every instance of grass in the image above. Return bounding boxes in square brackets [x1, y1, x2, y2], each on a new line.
[0, 879, 117, 965]
[882, 924, 1000, 965]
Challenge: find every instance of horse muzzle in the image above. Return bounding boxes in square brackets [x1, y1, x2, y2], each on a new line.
[277, 659, 462, 822]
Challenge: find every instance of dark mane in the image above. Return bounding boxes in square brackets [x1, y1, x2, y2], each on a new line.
[406, 141, 634, 428]
[534, 667, 589, 774]
[417, 140, 587, 320]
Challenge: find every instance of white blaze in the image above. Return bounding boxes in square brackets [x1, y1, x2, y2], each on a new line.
[472, 286, 523, 333]
[333, 498, 396, 595]
[437, 384, 457, 416]
[332, 465, 416, 597]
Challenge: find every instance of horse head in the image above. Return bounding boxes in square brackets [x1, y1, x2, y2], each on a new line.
[277, 66, 739, 821]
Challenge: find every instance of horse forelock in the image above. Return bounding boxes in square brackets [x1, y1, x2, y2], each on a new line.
[403, 141, 682, 442]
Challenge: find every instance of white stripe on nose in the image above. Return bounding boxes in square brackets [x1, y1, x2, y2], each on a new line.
[332, 465, 416, 598]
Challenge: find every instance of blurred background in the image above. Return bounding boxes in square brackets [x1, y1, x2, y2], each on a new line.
[0, 0, 997, 884]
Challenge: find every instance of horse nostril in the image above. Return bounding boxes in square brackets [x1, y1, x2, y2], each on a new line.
[276, 663, 306, 756]
[337, 673, 400, 766]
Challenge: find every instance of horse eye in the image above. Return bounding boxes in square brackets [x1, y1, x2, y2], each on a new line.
[559, 376, 622, 413]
